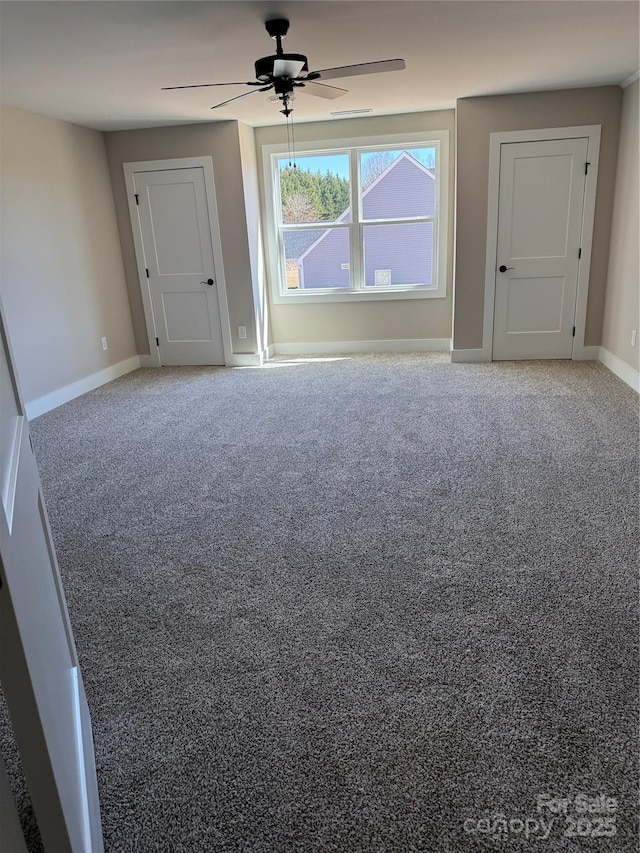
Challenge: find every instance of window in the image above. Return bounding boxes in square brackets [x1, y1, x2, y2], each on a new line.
[263, 131, 449, 303]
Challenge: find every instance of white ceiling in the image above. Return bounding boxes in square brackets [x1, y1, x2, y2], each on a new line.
[1, 1, 638, 131]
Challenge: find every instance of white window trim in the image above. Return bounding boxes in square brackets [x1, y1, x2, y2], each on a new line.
[262, 130, 449, 304]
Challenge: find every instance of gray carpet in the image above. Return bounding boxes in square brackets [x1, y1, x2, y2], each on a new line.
[1, 354, 638, 852]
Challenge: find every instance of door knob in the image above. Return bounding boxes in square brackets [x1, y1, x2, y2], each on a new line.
[499, 265, 515, 273]
[200, 278, 214, 286]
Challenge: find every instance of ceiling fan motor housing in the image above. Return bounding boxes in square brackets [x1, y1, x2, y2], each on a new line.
[255, 53, 309, 82]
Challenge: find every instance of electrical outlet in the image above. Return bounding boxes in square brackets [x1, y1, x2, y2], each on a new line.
[238, 326, 247, 340]
[101, 337, 108, 351]
[632, 330, 637, 348]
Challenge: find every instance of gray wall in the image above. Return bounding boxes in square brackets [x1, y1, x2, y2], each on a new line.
[602, 79, 639, 372]
[254, 110, 455, 345]
[0, 105, 136, 403]
[104, 121, 259, 356]
[454, 86, 622, 351]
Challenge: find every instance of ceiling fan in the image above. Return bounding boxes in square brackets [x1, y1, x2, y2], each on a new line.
[162, 18, 405, 117]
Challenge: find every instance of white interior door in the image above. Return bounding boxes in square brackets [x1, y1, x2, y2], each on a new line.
[134, 167, 225, 366]
[0, 300, 103, 852]
[493, 137, 588, 360]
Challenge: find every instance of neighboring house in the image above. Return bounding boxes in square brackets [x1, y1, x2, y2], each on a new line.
[296, 153, 436, 289]
[283, 229, 326, 288]
[284, 229, 327, 258]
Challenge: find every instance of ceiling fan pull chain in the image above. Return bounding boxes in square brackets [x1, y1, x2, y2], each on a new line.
[291, 110, 297, 168]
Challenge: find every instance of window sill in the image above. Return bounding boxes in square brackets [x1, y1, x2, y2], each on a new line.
[271, 287, 446, 305]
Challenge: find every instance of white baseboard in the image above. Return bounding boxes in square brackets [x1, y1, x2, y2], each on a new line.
[451, 345, 603, 365]
[598, 347, 640, 393]
[263, 344, 276, 361]
[226, 352, 265, 367]
[25, 356, 141, 420]
[138, 352, 266, 368]
[573, 345, 600, 360]
[273, 338, 452, 356]
[450, 348, 492, 363]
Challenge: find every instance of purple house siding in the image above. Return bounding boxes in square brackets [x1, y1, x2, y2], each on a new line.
[297, 153, 435, 289]
[362, 155, 435, 219]
[364, 222, 434, 286]
[300, 228, 350, 289]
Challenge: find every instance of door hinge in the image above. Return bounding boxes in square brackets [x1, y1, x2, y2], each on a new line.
[578, 247, 582, 259]
[585, 162, 590, 175]
[135, 193, 139, 205]
[145, 268, 149, 278]
[572, 326, 576, 337]
[156, 337, 159, 347]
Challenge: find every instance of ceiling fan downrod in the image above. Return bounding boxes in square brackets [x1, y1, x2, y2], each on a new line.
[255, 18, 309, 85]
[265, 17, 290, 52]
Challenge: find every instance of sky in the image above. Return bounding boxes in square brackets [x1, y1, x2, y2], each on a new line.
[278, 147, 436, 179]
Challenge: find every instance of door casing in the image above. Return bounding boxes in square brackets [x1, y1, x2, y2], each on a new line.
[492, 136, 588, 360]
[478, 125, 601, 363]
[124, 157, 233, 368]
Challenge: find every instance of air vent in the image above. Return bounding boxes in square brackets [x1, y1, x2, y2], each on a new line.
[330, 109, 373, 119]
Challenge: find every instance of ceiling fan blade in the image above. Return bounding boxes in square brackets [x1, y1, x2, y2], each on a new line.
[298, 80, 348, 100]
[211, 86, 272, 110]
[162, 81, 263, 91]
[308, 58, 405, 82]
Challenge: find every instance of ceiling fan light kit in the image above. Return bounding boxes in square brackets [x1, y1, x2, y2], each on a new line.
[162, 17, 405, 120]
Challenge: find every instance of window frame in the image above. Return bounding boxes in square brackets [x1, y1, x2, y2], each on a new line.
[262, 130, 449, 304]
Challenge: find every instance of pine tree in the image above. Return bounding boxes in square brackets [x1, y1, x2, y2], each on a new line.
[280, 167, 350, 223]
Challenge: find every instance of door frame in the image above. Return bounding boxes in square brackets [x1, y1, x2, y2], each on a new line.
[478, 125, 601, 362]
[123, 157, 233, 368]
